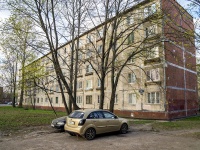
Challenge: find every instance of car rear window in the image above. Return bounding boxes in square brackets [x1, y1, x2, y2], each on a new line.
[69, 111, 84, 118]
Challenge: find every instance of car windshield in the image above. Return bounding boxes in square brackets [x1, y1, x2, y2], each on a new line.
[69, 111, 84, 118]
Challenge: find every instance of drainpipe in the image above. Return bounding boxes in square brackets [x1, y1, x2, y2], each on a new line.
[183, 44, 187, 116]
[160, 0, 167, 113]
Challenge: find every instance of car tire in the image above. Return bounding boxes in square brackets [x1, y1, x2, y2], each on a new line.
[84, 128, 96, 140]
[120, 123, 128, 134]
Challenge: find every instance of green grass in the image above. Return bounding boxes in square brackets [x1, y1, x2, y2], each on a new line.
[0, 106, 66, 131]
[1, 106, 200, 132]
[128, 116, 200, 131]
[152, 116, 200, 130]
[129, 119, 155, 125]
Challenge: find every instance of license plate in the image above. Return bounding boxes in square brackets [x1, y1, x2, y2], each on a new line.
[69, 121, 75, 125]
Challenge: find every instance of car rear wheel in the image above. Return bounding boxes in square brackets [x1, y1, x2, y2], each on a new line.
[120, 123, 128, 134]
[84, 128, 96, 140]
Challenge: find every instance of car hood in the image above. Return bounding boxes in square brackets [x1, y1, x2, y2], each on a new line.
[52, 116, 67, 123]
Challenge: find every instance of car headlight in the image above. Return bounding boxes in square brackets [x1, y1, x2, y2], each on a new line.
[57, 122, 65, 125]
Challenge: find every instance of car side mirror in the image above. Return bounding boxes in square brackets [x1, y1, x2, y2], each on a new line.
[114, 116, 118, 119]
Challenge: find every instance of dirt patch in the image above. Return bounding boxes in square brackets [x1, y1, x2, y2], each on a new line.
[1, 124, 200, 150]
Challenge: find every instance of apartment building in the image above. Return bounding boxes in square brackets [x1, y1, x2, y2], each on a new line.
[22, 0, 198, 120]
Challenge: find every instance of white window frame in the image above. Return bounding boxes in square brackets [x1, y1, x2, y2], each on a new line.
[147, 92, 160, 104]
[56, 85, 59, 92]
[86, 49, 92, 58]
[146, 68, 160, 82]
[144, 3, 157, 18]
[97, 79, 101, 87]
[78, 68, 82, 75]
[128, 56, 134, 63]
[86, 64, 93, 73]
[97, 29, 103, 39]
[86, 95, 92, 104]
[77, 81, 83, 89]
[114, 94, 118, 104]
[97, 95, 100, 104]
[146, 25, 157, 37]
[127, 31, 134, 44]
[129, 93, 136, 104]
[76, 96, 82, 104]
[97, 45, 102, 53]
[86, 80, 93, 90]
[86, 35, 93, 43]
[126, 15, 134, 25]
[147, 46, 159, 59]
[56, 97, 58, 104]
[128, 73, 136, 83]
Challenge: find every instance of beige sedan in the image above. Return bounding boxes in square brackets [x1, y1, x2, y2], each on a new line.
[64, 109, 129, 140]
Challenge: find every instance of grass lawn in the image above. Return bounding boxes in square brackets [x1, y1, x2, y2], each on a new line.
[152, 116, 200, 130]
[1, 106, 200, 132]
[0, 106, 66, 131]
[129, 115, 200, 131]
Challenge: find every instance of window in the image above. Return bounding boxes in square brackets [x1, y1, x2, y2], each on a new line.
[56, 85, 59, 92]
[86, 95, 92, 104]
[146, 68, 160, 81]
[77, 81, 82, 89]
[127, 32, 134, 44]
[78, 52, 82, 60]
[102, 111, 115, 119]
[128, 57, 134, 63]
[76, 96, 82, 104]
[147, 47, 159, 59]
[97, 29, 103, 39]
[88, 112, 99, 119]
[128, 73, 136, 83]
[56, 97, 58, 104]
[97, 95, 100, 103]
[78, 68, 82, 75]
[86, 80, 93, 89]
[129, 93, 136, 104]
[86, 35, 93, 43]
[146, 25, 157, 37]
[50, 98, 53, 103]
[41, 98, 43, 103]
[144, 3, 157, 18]
[86, 49, 92, 58]
[97, 45, 102, 53]
[126, 16, 134, 25]
[97, 79, 101, 87]
[86, 64, 93, 73]
[37, 98, 39, 103]
[148, 92, 160, 104]
[114, 94, 118, 104]
[45, 98, 48, 102]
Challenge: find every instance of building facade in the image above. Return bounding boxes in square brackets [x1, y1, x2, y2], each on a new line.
[21, 0, 198, 120]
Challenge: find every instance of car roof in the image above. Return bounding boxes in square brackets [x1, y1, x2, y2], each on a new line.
[73, 109, 108, 116]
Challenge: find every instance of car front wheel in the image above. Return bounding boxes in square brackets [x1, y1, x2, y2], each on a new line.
[120, 123, 128, 134]
[84, 128, 96, 140]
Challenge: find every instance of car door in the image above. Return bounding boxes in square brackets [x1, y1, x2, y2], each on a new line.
[87, 111, 107, 134]
[102, 111, 121, 132]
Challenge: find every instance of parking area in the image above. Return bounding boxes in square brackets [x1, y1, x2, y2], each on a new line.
[1, 125, 200, 150]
